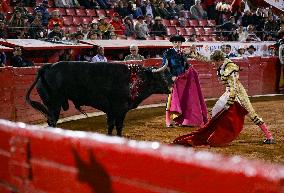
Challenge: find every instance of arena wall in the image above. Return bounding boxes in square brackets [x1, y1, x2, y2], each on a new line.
[0, 57, 280, 124]
[0, 120, 283, 193]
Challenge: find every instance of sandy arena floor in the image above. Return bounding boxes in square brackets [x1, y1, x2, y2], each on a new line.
[58, 96, 284, 165]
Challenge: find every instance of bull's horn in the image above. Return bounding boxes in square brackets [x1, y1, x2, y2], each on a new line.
[152, 60, 168, 73]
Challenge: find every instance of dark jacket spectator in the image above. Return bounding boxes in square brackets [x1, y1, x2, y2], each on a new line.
[150, 16, 167, 37]
[33, 0, 49, 26]
[141, 0, 155, 18]
[29, 13, 45, 39]
[190, 0, 207, 20]
[11, 47, 34, 67]
[124, 16, 135, 37]
[48, 24, 63, 40]
[114, 1, 128, 18]
[155, 1, 171, 19]
[167, 0, 179, 19]
[0, 52, 6, 67]
[0, 20, 8, 38]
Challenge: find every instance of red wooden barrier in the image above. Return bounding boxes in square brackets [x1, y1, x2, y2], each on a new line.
[0, 120, 283, 193]
[0, 57, 280, 124]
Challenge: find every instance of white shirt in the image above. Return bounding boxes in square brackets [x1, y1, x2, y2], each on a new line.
[91, 54, 107, 62]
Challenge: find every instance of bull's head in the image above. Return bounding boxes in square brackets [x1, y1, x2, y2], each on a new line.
[146, 61, 173, 94]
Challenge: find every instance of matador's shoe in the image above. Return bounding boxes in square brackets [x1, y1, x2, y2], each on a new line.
[263, 138, 275, 144]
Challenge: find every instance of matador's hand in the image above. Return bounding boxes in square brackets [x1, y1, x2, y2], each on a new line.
[172, 76, 177, 81]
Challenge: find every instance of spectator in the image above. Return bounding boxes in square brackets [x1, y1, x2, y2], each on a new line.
[236, 45, 246, 57]
[241, 10, 254, 27]
[155, 1, 171, 19]
[98, 16, 114, 39]
[89, 22, 102, 38]
[87, 32, 98, 40]
[126, 2, 143, 19]
[277, 22, 284, 40]
[124, 44, 144, 61]
[29, 12, 45, 39]
[134, 15, 149, 40]
[48, 10, 63, 30]
[33, 0, 49, 26]
[96, 0, 111, 9]
[0, 20, 8, 38]
[0, 51, 6, 67]
[264, 33, 276, 41]
[8, 10, 25, 39]
[92, 46, 107, 62]
[110, 12, 125, 35]
[242, 24, 261, 42]
[245, 45, 259, 56]
[223, 44, 238, 58]
[141, 0, 155, 18]
[217, 16, 238, 41]
[48, 23, 63, 40]
[190, 0, 207, 20]
[59, 49, 72, 61]
[235, 25, 247, 41]
[150, 16, 167, 37]
[124, 16, 135, 37]
[145, 14, 154, 31]
[114, 1, 128, 18]
[264, 14, 278, 37]
[167, 0, 179, 19]
[11, 47, 34, 67]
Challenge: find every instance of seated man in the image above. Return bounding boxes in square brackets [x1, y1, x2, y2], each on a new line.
[124, 44, 144, 61]
[11, 47, 34, 67]
[91, 46, 107, 62]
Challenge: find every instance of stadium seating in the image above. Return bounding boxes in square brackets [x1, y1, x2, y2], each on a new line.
[75, 9, 86, 16]
[198, 19, 208, 27]
[105, 9, 115, 17]
[65, 8, 76, 16]
[85, 9, 97, 17]
[189, 20, 199, 27]
[81, 17, 92, 24]
[166, 26, 177, 35]
[176, 27, 187, 35]
[73, 16, 83, 26]
[185, 27, 195, 35]
[169, 19, 179, 26]
[195, 27, 205, 36]
[62, 16, 73, 26]
[162, 19, 170, 27]
[207, 20, 217, 27]
[96, 9, 106, 17]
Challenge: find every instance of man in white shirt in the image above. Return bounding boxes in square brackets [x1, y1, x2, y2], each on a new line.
[92, 46, 107, 62]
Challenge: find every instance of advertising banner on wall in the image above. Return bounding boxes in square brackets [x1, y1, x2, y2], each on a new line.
[264, 0, 284, 11]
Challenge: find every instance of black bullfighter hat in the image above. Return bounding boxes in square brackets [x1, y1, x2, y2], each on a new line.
[169, 35, 186, 42]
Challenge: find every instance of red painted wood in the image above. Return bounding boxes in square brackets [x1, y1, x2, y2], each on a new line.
[0, 121, 283, 193]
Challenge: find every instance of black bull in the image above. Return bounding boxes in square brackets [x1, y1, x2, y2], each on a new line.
[26, 61, 172, 136]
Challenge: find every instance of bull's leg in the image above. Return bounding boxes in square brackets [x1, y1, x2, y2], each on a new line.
[115, 113, 126, 137]
[47, 104, 61, 127]
[106, 113, 115, 135]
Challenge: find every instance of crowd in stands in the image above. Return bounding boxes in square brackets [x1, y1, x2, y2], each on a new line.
[0, 0, 283, 42]
[0, 0, 283, 66]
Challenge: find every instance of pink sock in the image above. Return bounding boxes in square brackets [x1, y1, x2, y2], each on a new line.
[166, 111, 171, 126]
[259, 123, 273, 139]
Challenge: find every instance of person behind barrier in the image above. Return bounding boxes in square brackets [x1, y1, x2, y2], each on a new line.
[210, 49, 274, 144]
[124, 44, 144, 61]
[162, 35, 208, 128]
[91, 46, 107, 62]
[11, 46, 34, 67]
[0, 51, 6, 67]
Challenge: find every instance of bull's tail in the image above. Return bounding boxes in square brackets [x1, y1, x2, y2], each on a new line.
[25, 64, 52, 118]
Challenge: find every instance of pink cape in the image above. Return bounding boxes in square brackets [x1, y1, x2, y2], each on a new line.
[173, 102, 248, 147]
[169, 67, 208, 126]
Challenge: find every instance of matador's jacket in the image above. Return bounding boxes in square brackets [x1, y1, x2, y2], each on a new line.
[162, 48, 189, 77]
[215, 58, 264, 125]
